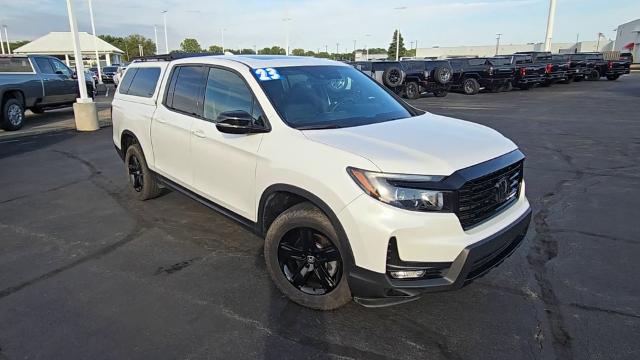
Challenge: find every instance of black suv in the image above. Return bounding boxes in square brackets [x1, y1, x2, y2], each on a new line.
[568, 53, 631, 81]
[493, 55, 546, 90]
[351, 60, 452, 99]
[551, 54, 586, 83]
[448, 58, 515, 95]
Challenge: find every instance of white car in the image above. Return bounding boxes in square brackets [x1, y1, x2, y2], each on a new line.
[112, 55, 531, 310]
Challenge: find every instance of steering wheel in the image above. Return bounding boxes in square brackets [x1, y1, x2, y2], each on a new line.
[329, 96, 356, 112]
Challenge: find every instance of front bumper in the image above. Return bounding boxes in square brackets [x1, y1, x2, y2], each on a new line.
[349, 207, 532, 307]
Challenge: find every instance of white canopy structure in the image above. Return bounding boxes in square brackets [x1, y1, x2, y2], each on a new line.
[13, 31, 124, 66]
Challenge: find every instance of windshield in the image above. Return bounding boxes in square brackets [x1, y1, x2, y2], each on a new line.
[103, 66, 118, 72]
[254, 66, 413, 129]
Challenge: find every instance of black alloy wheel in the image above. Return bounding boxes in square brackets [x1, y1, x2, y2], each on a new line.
[277, 227, 342, 295]
[128, 154, 144, 192]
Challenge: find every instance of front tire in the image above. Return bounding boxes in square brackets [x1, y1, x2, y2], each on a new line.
[588, 69, 600, 81]
[264, 202, 352, 310]
[462, 78, 480, 95]
[404, 82, 421, 99]
[606, 74, 620, 81]
[124, 143, 162, 200]
[1, 98, 26, 131]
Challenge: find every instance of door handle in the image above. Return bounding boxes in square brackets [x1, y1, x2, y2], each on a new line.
[192, 129, 206, 138]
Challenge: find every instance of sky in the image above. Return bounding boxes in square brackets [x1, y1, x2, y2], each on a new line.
[2, 0, 639, 52]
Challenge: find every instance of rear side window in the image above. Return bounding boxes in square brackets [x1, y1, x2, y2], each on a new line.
[127, 68, 160, 97]
[0, 57, 33, 72]
[468, 59, 486, 66]
[165, 66, 206, 115]
[34, 57, 55, 74]
[118, 68, 138, 94]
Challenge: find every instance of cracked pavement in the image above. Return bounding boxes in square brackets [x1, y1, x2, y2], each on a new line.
[0, 74, 638, 359]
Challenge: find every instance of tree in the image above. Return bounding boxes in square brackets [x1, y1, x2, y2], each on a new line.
[239, 48, 256, 54]
[387, 30, 407, 60]
[259, 46, 285, 55]
[99, 34, 156, 61]
[291, 48, 306, 56]
[180, 38, 202, 53]
[8, 40, 30, 51]
[208, 45, 223, 54]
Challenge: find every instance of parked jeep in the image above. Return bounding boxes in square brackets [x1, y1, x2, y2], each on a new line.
[448, 58, 514, 95]
[0, 55, 95, 131]
[351, 60, 452, 99]
[568, 53, 631, 81]
[492, 55, 546, 90]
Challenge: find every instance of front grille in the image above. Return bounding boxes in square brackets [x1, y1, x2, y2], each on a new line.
[457, 160, 523, 230]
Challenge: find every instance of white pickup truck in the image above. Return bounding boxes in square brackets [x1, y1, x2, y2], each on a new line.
[112, 54, 531, 310]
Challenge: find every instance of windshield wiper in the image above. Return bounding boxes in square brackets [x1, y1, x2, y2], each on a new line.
[297, 124, 342, 130]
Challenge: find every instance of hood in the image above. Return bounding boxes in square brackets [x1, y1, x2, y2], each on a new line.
[302, 113, 518, 176]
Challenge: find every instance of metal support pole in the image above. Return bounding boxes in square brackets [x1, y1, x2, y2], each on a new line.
[162, 11, 169, 54]
[88, 0, 103, 84]
[0, 30, 4, 54]
[154, 26, 159, 55]
[495, 33, 502, 56]
[544, 0, 557, 52]
[66, 0, 89, 101]
[3, 26, 11, 54]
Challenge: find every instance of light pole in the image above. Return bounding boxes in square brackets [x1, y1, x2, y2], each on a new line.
[65, 0, 99, 131]
[154, 25, 159, 55]
[87, 0, 103, 84]
[325, 44, 328, 54]
[283, 17, 292, 55]
[364, 34, 371, 61]
[336, 43, 340, 59]
[495, 33, 502, 56]
[543, 0, 557, 51]
[0, 28, 5, 54]
[221, 28, 226, 53]
[394, 6, 407, 61]
[162, 10, 169, 54]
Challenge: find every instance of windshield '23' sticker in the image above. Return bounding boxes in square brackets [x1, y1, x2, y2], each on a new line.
[255, 68, 281, 81]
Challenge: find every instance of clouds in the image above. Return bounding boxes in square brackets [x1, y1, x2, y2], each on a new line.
[2, 0, 638, 51]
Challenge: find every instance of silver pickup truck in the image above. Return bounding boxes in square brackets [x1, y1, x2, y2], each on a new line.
[0, 55, 95, 131]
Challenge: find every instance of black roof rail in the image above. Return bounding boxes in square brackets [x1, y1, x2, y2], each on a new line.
[131, 52, 222, 62]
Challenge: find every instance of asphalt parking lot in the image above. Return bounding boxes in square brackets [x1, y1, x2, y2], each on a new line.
[1, 75, 638, 360]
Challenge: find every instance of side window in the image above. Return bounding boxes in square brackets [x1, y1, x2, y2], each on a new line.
[203, 68, 253, 122]
[118, 68, 138, 94]
[34, 57, 55, 74]
[50, 58, 72, 77]
[126, 68, 161, 97]
[166, 66, 206, 116]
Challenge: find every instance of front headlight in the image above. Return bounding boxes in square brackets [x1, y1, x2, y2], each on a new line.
[347, 167, 449, 211]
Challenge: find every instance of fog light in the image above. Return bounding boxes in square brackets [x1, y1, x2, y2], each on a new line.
[389, 270, 426, 279]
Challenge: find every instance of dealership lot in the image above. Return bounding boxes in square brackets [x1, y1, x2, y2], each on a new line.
[0, 75, 638, 359]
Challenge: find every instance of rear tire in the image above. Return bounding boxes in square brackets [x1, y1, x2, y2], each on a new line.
[501, 81, 513, 92]
[588, 69, 600, 81]
[1, 98, 26, 131]
[404, 82, 421, 99]
[606, 74, 620, 81]
[434, 66, 452, 85]
[382, 66, 404, 88]
[462, 78, 480, 95]
[124, 143, 162, 201]
[264, 202, 352, 310]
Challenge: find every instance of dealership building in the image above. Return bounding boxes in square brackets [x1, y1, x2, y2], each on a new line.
[614, 19, 640, 63]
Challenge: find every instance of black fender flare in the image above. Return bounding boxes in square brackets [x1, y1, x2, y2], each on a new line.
[257, 183, 357, 269]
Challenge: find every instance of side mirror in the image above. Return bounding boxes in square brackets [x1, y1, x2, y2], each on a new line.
[71, 71, 77, 79]
[215, 111, 268, 134]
